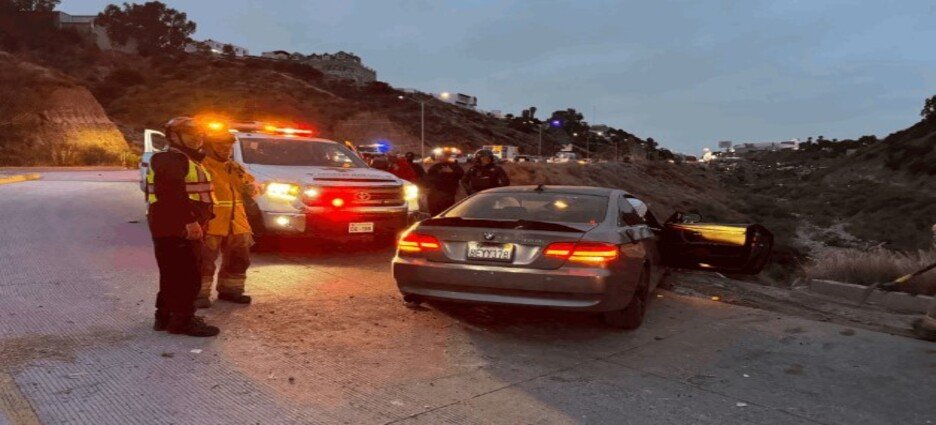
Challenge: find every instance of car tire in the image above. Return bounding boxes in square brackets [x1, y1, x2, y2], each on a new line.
[603, 269, 650, 329]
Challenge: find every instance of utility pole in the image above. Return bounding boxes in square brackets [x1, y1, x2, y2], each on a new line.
[399, 95, 428, 158]
[537, 124, 543, 158]
[420, 102, 425, 159]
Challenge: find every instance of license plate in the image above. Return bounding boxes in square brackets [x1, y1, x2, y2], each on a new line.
[467, 242, 514, 262]
[348, 222, 374, 233]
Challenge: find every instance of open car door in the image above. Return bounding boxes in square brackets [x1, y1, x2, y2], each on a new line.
[660, 212, 773, 274]
[139, 129, 167, 193]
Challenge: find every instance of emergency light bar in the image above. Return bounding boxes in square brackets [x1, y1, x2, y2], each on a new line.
[213, 121, 315, 136]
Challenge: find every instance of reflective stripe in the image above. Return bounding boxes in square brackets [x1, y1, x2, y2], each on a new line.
[147, 153, 215, 205]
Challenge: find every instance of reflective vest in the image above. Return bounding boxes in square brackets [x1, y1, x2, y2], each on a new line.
[146, 152, 215, 205]
[202, 156, 253, 235]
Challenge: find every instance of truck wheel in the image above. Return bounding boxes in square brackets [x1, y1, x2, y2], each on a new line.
[603, 269, 650, 329]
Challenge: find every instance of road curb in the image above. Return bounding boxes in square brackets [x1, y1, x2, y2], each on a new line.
[0, 173, 41, 185]
[809, 279, 933, 314]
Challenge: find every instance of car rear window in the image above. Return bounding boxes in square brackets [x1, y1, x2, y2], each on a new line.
[443, 192, 609, 225]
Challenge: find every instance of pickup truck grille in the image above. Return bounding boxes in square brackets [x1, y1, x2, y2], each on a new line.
[304, 186, 404, 207]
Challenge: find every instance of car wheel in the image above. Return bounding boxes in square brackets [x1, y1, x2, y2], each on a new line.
[603, 269, 650, 329]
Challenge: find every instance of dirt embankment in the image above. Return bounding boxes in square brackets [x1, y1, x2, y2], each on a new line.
[504, 162, 745, 222]
[0, 53, 129, 166]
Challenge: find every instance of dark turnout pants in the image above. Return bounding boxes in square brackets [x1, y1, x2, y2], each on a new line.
[427, 191, 456, 216]
[153, 236, 201, 320]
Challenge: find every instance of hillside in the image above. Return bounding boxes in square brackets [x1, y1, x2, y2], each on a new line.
[505, 162, 745, 223]
[722, 118, 936, 254]
[0, 52, 128, 165]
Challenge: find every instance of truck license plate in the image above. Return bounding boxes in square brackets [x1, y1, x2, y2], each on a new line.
[467, 242, 514, 262]
[349, 222, 374, 233]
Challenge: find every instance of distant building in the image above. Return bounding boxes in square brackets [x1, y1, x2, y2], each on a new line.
[186, 39, 249, 56]
[438, 92, 477, 109]
[734, 139, 799, 154]
[260, 50, 377, 85]
[261, 50, 291, 60]
[589, 124, 611, 135]
[51, 11, 137, 53]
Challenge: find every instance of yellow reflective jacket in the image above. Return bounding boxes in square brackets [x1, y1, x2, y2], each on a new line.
[202, 156, 256, 235]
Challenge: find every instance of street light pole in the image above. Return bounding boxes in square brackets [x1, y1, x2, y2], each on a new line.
[537, 125, 543, 158]
[399, 94, 428, 158]
[420, 101, 425, 159]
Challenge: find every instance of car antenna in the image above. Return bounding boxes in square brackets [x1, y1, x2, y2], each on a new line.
[534, 184, 545, 192]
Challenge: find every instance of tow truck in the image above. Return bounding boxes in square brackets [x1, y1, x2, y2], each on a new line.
[140, 121, 420, 244]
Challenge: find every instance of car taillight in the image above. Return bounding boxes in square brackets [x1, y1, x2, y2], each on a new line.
[398, 232, 442, 253]
[544, 242, 620, 264]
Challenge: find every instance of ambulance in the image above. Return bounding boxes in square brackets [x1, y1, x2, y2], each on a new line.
[139, 121, 420, 243]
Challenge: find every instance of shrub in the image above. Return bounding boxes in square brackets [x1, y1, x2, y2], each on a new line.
[804, 247, 936, 295]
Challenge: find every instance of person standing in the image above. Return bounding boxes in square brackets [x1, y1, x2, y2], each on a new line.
[196, 129, 259, 308]
[461, 149, 510, 195]
[425, 150, 464, 215]
[146, 117, 219, 337]
[386, 152, 417, 182]
[405, 151, 426, 182]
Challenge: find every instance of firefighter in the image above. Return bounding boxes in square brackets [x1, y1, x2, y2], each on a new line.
[146, 117, 220, 337]
[386, 152, 417, 182]
[461, 149, 510, 195]
[196, 128, 260, 308]
[425, 149, 464, 215]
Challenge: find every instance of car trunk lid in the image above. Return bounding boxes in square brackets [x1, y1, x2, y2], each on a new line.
[415, 217, 592, 270]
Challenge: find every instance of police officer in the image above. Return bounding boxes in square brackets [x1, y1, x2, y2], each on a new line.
[146, 117, 220, 337]
[461, 149, 510, 195]
[425, 149, 464, 215]
[197, 128, 259, 308]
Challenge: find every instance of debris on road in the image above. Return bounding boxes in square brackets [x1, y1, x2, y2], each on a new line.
[161, 352, 174, 358]
[190, 349, 203, 354]
[736, 402, 748, 407]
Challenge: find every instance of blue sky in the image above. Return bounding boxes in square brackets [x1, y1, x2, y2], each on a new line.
[62, 0, 936, 154]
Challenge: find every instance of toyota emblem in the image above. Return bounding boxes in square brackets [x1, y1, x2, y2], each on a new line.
[355, 191, 371, 201]
[483, 232, 496, 241]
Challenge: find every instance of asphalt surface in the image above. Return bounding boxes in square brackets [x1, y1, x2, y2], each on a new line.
[0, 170, 934, 425]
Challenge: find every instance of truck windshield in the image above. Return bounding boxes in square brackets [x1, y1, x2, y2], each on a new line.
[240, 138, 368, 168]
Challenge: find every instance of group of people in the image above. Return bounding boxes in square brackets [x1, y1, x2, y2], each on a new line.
[374, 148, 511, 216]
[147, 118, 513, 337]
[147, 117, 258, 337]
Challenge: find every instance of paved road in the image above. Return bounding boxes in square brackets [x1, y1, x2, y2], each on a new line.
[0, 171, 933, 425]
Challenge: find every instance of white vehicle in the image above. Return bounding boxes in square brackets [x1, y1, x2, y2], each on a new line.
[549, 151, 580, 163]
[140, 122, 420, 243]
[481, 145, 520, 162]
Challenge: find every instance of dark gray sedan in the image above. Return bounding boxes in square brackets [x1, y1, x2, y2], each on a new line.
[392, 185, 772, 328]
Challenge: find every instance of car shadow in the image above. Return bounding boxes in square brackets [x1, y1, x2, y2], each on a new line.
[424, 299, 628, 342]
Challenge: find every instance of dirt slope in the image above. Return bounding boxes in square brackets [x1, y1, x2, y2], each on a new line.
[505, 162, 745, 222]
[0, 52, 128, 165]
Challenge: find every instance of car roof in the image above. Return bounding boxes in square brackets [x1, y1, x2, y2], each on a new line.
[481, 185, 623, 197]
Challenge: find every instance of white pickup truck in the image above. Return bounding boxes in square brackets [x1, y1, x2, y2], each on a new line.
[140, 123, 420, 243]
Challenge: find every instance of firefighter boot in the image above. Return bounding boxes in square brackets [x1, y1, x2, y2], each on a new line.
[218, 292, 252, 304]
[167, 316, 220, 337]
[217, 277, 251, 304]
[195, 276, 213, 309]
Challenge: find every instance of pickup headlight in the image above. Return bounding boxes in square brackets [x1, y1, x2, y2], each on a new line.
[404, 183, 419, 201]
[265, 182, 301, 201]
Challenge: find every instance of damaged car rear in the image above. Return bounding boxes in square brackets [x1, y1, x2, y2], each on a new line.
[392, 185, 773, 328]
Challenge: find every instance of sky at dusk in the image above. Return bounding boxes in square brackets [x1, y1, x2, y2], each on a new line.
[61, 0, 936, 154]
